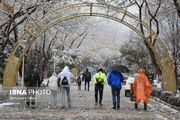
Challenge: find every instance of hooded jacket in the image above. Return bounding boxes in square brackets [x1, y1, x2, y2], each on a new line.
[132, 68, 152, 103]
[58, 66, 74, 87]
[93, 71, 107, 85]
[48, 73, 58, 90]
[107, 71, 124, 89]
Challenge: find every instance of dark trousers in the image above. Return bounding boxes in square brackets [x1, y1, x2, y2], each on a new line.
[85, 81, 90, 91]
[111, 86, 121, 108]
[78, 82, 81, 90]
[95, 84, 104, 104]
[26, 87, 35, 106]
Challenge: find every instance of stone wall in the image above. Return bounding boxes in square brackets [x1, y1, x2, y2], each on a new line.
[0, 84, 9, 102]
[151, 87, 180, 107]
[0, 91, 9, 102]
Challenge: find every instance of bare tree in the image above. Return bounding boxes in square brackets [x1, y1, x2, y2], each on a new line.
[133, 0, 162, 74]
[0, 0, 40, 79]
[160, 11, 180, 86]
[97, 0, 136, 8]
[0, 1, 38, 52]
[173, 0, 180, 17]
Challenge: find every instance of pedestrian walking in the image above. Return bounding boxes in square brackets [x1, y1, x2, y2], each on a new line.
[132, 68, 152, 110]
[107, 70, 124, 110]
[93, 68, 107, 106]
[76, 74, 82, 90]
[82, 68, 91, 91]
[58, 66, 74, 109]
[24, 64, 40, 109]
[92, 70, 97, 78]
[47, 72, 58, 109]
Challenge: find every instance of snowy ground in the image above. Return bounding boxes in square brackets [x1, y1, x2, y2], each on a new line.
[0, 82, 179, 120]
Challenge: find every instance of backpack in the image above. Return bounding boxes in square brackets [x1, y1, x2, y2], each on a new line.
[86, 72, 91, 78]
[84, 72, 91, 81]
[61, 76, 68, 85]
[96, 78, 104, 85]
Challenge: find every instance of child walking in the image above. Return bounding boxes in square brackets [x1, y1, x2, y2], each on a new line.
[77, 75, 82, 90]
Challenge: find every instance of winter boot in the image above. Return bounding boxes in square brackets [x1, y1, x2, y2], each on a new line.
[99, 103, 103, 107]
[31, 104, 35, 109]
[135, 103, 138, 109]
[144, 103, 147, 110]
[25, 102, 29, 108]
[25, 104, 29, 108]
[48, 105, 51, 109]
[117, 105, 120, 110]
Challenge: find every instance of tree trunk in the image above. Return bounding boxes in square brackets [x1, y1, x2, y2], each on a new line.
[137, 0, 162, 75]
[144, 41, 161, 74]
[173, 0, 180, 17]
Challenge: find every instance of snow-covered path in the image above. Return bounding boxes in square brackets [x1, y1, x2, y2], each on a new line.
[0, 82, 180, 120]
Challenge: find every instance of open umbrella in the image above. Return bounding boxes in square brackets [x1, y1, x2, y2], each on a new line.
[107, 64, 129, 73]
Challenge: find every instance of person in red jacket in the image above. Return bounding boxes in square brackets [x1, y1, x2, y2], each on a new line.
[132, 68, 152, 110]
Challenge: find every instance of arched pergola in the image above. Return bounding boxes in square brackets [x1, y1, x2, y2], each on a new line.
[3, 3, 176, 93]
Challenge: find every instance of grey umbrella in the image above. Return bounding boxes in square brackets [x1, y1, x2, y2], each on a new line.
[107, 64, 129, 73]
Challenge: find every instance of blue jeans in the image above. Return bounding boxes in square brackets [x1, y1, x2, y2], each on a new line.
[61, 86, 71, 108]
[111, 86, 121, 108]
[48, 89, 57, 106]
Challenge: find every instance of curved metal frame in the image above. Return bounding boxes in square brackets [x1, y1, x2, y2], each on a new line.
[3, 2, 176, 94]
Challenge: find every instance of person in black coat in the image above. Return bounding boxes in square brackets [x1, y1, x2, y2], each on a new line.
[82, 68, 91, 91]
[24, 64, 40, 108]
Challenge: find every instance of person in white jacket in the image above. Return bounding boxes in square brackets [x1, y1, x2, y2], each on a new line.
[58, 66, 74, 109]
[47, 72, 58, 109]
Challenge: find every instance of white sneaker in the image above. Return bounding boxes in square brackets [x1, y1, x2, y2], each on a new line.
[48, 106, 51, 109]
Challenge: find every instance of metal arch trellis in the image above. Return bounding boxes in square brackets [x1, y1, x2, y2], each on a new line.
[3, 2, 176, 94]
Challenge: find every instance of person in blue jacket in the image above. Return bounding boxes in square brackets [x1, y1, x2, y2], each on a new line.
[107, 70, 124, 110]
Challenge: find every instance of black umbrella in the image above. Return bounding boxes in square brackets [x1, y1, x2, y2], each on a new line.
[107, 64, 129, 73]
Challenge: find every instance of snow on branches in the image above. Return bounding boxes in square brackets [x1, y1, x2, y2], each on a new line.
[56, 49, 82, 69]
